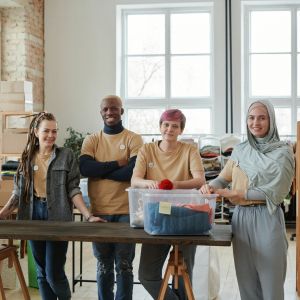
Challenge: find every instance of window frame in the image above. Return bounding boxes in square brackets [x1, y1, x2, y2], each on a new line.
[242, 3, 300, 135]
[117, 3, 218, 135]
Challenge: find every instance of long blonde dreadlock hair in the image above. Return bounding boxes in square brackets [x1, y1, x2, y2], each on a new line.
[16, 112, 57, 203]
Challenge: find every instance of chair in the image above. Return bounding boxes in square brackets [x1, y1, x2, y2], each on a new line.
[0, 240, 30, 300]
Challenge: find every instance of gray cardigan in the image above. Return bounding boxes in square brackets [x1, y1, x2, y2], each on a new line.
[14, 146, 81, 221]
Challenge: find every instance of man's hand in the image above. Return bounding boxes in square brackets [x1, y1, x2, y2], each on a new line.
[117, 159, 128, 167]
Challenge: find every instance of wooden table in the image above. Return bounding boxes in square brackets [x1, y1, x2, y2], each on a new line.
[0, 220, 232, 300]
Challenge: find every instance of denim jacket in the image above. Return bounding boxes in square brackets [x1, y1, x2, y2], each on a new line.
[14, 146, 81, 221]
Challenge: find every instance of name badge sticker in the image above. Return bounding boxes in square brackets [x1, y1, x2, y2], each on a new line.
[159, 201, 171, 215]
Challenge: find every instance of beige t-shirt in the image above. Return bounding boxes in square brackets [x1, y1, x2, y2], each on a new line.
[219, 159, 248, 191]
[33, 152, 51, 198]
[133, 141, 204, 181]
[81, 129, 143, 215]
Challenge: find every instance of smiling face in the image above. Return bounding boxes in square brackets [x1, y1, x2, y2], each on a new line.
[100, 96, 124, 126]
[247, 104, 270, 138]
[34, 120, 58, 150]
[160, 120, 183, 142]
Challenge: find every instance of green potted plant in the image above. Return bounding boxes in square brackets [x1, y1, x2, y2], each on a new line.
[63, 127, 89, 162]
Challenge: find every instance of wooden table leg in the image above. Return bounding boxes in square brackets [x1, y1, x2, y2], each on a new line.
[8, 240, 13, 268]
[157, 264, 173, 300]
[174, 245, 179, 290]
[0, 274, 6, 300]
[182, 269, 195, 300]
[157, 245, 195, 300]
[11, 248, 30, 300]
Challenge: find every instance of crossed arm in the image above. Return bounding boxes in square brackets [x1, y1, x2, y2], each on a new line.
[79, 155, 137, 182]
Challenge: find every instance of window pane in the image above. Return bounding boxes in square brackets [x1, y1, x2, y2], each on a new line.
[127, 108, 211, 135]
[127, 109, 164, 134]
[250, 11, 291, 53]
[298, 54, 300, 97]
[297, 11, 300, 51]
[127, 14, 165, 54]
[274, 108, 291, 135]
[250, 54, 291, 97]
[171, 56, 210, 97]
[127, 57, 165, 98]
[171, 13, 210, 54]
[181, 109, 211, 134]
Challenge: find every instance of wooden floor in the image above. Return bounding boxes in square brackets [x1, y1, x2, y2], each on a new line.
[1, 228, 299, 300]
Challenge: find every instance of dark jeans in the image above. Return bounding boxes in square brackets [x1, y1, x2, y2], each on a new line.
[92, 214, 135, 300]
[30, 198, 71, 300]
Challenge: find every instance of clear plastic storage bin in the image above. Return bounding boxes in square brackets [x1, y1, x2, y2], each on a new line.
[126, 188, 199, 228]
[143, 193, 217, 235]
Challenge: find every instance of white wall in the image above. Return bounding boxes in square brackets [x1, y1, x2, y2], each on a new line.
[45, 0, 234, 145]
[45, 0, 117, 144]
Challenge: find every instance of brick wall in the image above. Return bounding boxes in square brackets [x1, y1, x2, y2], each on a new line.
[1, 0, 44, 111]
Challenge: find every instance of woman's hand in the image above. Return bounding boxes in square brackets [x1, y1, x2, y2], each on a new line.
[215, 189, 248, 205]
[145, 180, 159, 189]
[200, 184, 215, 194]
[0, 195, 18, 220]
[87, 215, 107, 223]
[131, 173, 159, 189]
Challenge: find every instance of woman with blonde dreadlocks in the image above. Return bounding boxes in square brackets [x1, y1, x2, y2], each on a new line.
[0, 112, 104, 300]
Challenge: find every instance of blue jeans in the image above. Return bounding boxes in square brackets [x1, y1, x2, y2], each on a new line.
[30, 198, 71, 300]
[92, 214, 135, 300]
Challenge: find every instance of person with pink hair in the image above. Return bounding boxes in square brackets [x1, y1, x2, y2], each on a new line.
[131, 109, 205, 299]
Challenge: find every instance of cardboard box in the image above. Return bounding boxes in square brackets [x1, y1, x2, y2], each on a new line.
[0, 80, 33, 112]
[0, 99, 30, 112]
[0, 81, 32, 94]
[0, 179, 14, 206]
[1, 132, 28, 154]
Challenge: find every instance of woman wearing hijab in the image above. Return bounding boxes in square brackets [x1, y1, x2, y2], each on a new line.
[131, 109, 205, 300]
[201, 100, 295, 300]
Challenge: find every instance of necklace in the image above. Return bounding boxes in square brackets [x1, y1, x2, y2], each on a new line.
[34, 151, 52, 171]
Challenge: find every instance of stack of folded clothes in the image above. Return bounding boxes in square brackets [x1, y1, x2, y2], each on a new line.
[1, 160, 19, 179]
[144, 202, 213, 235]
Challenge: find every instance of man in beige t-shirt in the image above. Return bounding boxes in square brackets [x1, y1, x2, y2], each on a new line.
[79, 95, 143, 300]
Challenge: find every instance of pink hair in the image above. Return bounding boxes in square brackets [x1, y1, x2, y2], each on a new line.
[159, 109, 186, 130]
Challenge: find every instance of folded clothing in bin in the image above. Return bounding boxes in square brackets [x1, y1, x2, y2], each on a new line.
[144, 202, 212, 235]
[126, 188, 200, 228]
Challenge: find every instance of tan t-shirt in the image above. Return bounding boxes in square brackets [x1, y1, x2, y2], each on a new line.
[81, 129, 143, 215]
[219, 159, 248, 191]
[133, 141, 204, 181]
[33, 152, 51, 198]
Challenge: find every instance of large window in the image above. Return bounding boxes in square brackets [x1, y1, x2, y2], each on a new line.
[118, 5, 215, 135]
[243, 4, 300, 136]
